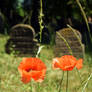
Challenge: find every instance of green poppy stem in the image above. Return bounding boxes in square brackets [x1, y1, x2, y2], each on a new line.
[66, 71, 69, 92]
[76, 68, 82, 84]
[58, 71, 64, 92]
[30, 82, 33, 92]
[37, 83, 41, 92]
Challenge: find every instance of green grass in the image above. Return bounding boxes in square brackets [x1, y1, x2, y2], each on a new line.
[0, 34, 92, 92]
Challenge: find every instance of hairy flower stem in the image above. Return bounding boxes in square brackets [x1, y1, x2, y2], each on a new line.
[58, 71, 64, 92]
[76, 0, 92, 43]
[39, 0, 44, 43]
[66, 71, 69, 92]
[56, 32, 73, 55]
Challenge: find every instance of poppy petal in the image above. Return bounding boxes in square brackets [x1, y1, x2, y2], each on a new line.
[31, 70, 46, 82]
[52, 55, 83, 71]
[20, 70, 31, 84]
[76, 59, 83, 69]
[52, 58, 61, 69]
[18, 57, 47, 83]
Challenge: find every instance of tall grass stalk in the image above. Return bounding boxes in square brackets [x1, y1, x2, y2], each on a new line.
[39, 0, 44, 43]
[75, 0, 92, 43]
[67, 24, 83, 84]
[82, 73, 92, 92]
[22, 11, 32, 24]
[76, 68, 82, 84]
[67, 25, 83, 49]
[56, 32, 73, 55]
[36, 45, 44, 57]
[77, 73, 92, 91]
[67, 24, 85, 59]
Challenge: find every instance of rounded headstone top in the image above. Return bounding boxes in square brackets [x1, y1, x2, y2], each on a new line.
[57, 28, 82, 40]
[5, 24, 39, 56]
[10, 24, 35, 39]
[55, 28, 84, 58]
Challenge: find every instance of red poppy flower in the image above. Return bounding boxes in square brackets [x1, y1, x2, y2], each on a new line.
[18, 58, 47, 84]
[52, 55, 83, 71]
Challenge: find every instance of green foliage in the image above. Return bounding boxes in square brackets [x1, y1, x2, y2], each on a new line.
[14, 0, 25, 17]
[16, 7, 25, 17]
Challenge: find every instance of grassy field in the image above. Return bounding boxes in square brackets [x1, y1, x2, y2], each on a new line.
[0, 34, 92, 92]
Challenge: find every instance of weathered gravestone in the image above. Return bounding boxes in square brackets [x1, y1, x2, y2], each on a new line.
[5, 24, 39, 56]
[54, 28, 85, 58]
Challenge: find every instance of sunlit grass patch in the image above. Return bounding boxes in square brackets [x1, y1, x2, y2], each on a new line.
[0, 35, 92, 92]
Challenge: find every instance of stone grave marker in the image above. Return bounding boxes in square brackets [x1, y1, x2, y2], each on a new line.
[5, 24, 39, 56]
[54, 28, 85, 58]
